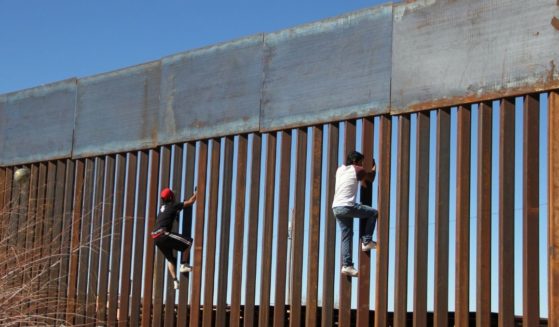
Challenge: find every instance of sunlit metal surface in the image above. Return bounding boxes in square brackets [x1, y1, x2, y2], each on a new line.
[73, 61, 161, 158]
[391, 0, 559, 113]
[158, 35, 263, 144]
[1, 1, 559, 165]
[0, 79, 76, 165]
[261, 5, 392, 131]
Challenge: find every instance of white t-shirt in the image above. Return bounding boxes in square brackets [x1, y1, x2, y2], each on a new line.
[332, 164, 365, 208]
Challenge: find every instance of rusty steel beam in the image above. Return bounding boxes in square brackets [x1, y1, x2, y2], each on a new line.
[189, 140, 209, 327]
[455, 105, 471, 327]
[14, 164, 29, 291]
[16, 165, 30, 313]
[141, 150, 160, 327]
[164, 144, 184, 326]
[119, 153, 138, 326]
[108, 154, 127, 325]
[177, 143, 196, 325]
[16, 164, 30, 290]
[0, 167, 5, 228]
[85, 157, 105, 324]
[216, 136, 235, 327]
[229, 135, 248, 327]
[523, 94, 540, 326]
[153, 146, 171, 327]
[394, 114, 411, 327]
[22, 164, 38, 302]
[291, 128, 308, 327]
[434, 108, 450, 327]
[375, 115, 392, 327]
[306, 125, 323, 327]
[151, 148, 169, 326]
[259, 132, 277, 327]
[38, 162, 56, 317]
[357, 117, 373, 327]
[244, 134, 262, 327]
[273, 130, 292, 327]
[549, 91, 559, 326]
[0, 167, 13, 279]
[476, 102, 492, 327]
[413, 111, 430, 327]
[202, 139, 221, 327]
[96, 156, 115, 324]
[31, 163, 47, 316]
[499, 98, 515, 327]
[16, 164, 31, 317]
[321, 123, 339, 327]
[65, 160, 84, 325]
[6, 165, 21, 281]
[0, 167, 7, 277]
[130, 151, 149, 326]
[339, 120, 355, 327]
[164, 145, 183, 327]
[57, 159, 75, 323]
[171, 144, 185, 323]
[75, 158, 94, 325]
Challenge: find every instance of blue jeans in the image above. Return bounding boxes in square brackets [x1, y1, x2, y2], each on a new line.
[333, 203, 378, 267]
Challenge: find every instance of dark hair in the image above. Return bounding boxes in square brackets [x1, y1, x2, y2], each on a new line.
[346, 150, 364, 165]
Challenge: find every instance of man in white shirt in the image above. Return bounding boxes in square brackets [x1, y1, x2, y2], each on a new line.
[332, 150, 378, 277]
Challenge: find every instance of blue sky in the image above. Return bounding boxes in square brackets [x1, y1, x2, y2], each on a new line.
[0, 0, 387, 95]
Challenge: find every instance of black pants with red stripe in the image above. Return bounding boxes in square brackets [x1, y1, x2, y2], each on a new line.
[154, 232, 193, 264]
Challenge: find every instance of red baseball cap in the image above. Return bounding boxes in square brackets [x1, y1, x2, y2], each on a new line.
[160, 188, 174, 201]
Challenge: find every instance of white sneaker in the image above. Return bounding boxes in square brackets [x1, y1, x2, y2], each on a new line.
[361, 241, 377, 251]
[173, 279, 179, 289]
[180, 264, 192, 273]
[341, 265, 358, 277]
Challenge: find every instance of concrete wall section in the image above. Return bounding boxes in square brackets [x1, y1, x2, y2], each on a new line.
[391, 0, 559, 113]
[158, 35, 263, 144]
[73, 61, 161, 158]
[260, 5, 393, 131]
[0, 79, 76, 166]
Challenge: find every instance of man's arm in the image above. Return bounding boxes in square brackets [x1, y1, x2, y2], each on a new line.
[365, 159, 377, 183]
[356, 159, 376, 187]
[183, 191, 197, 207]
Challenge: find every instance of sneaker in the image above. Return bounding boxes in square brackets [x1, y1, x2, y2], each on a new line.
[361, 241, 377, 251]
[173, 279, 179, 289]
[180, 264, 192, 273]
[341, 265, 358, 277]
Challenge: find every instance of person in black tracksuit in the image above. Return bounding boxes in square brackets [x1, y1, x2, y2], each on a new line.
[151, 187, 197, 289]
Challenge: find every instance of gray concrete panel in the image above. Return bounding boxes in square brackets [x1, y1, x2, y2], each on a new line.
[261, 5, 393, 131]
[0, 79, 76, 166]
[392, 0, 559, 113]
[73, 61, 161, 158]
[159, 35, 263, 144]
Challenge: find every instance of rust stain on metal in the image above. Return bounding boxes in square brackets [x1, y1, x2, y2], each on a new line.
[549, 60, 557, 82]
[552, 16, 559, 30]
[394, 80, 559, 114]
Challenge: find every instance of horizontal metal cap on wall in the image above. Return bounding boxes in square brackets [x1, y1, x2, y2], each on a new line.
[73, 61, 161, 159]
[0, 79, 76, 166]
[1, 0, 558, 166]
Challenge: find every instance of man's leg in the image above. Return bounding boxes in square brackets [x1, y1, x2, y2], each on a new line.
[336, 216, 354, 267]
[351, 204, 378, 244]
[166, 232, 193, 272]
[159, 246, 178, 280]
[167, 261, 177, 280]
